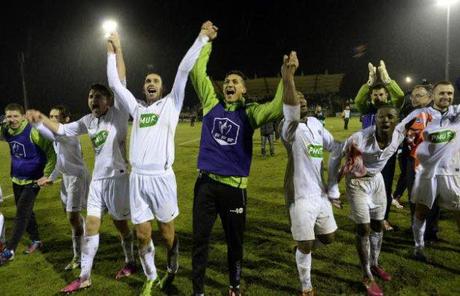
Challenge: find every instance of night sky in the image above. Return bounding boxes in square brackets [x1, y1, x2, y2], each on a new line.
[1, 0, 459, 115]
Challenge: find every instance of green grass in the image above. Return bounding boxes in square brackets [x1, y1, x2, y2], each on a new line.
[0, 117, 459, 295]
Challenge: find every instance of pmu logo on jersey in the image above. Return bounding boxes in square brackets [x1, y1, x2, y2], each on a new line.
[428, 130, 455, 143]
[9, 141, 26, 158]
[140, 113, 159, 128]
[91, 130, 109, 150]
[307, 144, 323, 158]
[211, 118, 239, 145]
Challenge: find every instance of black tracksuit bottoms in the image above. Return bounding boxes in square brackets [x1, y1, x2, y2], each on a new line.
[192, 173, 247, 293]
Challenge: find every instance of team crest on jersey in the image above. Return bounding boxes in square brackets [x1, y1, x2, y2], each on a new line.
[428, 130, 456, 143]
[140, 113, 159, 128]
[307, 144, 323, 158]
[9, 141, 26, 158]
[212, 118, 239, 145]
[91, 130, 109, 151]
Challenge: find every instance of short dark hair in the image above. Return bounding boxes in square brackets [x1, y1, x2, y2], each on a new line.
[376, 103, 399, 114]
[5, 103, 25, 114]
[51, 104, 71, 119]
[225, 70, 247, 86]
[370, 83, 389, 93]
[433, 80, 454, 92]
[89, 83, 113, 99]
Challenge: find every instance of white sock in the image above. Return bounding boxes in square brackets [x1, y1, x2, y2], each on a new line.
[80, 234, 99, 280]
[369, 231, 383, 267]
[139, 240, 157, 280]
[412, 217, 426, 249]
[0, 213, 5, 243]
[295, 248, 312, 291]
[121, 231, 135, 264]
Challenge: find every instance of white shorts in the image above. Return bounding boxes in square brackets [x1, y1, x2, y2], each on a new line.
[289, 194, 337, 241]
[129, 170, 179, 225]
[412, 175, 460, 211]
[346, 173, 387, 224]
[61, 170, 90, 212]
[87, 174, 131, 220]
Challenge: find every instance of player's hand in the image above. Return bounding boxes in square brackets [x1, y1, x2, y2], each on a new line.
[329, 198, 343, 209]
[367, 62, 377, 87]
[281, 51, 298, 81]
[107, 32, 121, 53]
[200, 21, 218, 41]
[378, 60, 391, 84]
[25, 110, 43, 124]
[36, 177, 53, 187]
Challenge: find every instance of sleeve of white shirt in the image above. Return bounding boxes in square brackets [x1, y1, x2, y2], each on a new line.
[170, 35, 209, 112]
[107, 53, 137, 116]
[33, 122, 56, 141]
[58, 117, 88, 137]
[48, 167, 61, 182]
[323, 127, 344, 199]
[281, 104, 300, 144]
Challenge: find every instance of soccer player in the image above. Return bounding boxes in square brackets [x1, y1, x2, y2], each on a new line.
[280, 51, 343, 296]
[399, 81, 460, 261]
[32, 105, 90, 270]
[332, 105, 404, 296]
[354, 60, 405, 231]
[190, 24, 284, 296]
[0, 103, 56, 265]
[106, 21, 213, 294]
[27, 81, 136, 292]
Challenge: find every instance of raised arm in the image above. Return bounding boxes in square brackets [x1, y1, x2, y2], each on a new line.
[378, 60, 404, 108]
[280, 51, 300, 143]
[107, 32, 137, 115]
[33, 122, 56, 141]
[26, 110, 87, 137]
[190, 22, 220, 116]
[169, 21, 214, 111]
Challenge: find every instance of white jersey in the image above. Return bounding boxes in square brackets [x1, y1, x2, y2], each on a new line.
[280, 104, 343, 204]
[339, 125, 401, 177]
[35, 122, 87, 180]
[396, 105, 460, 178]
[107, 35, 208, 175]
[57, 102, 129, 180]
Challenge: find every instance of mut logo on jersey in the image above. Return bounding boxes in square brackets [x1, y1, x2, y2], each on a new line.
[428, 130, 455, 143]
[91, 130, 109, 150]
[140, 113, 159, 128]
[211, 118, 239, 145]
[9, 141, 26, 158]
[307, 144, 323, 158]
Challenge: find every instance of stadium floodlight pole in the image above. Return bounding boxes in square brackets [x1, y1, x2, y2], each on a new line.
[18, 51, 29, 110]
[437, 0, 459, 80]
[102, 19, 118, 38]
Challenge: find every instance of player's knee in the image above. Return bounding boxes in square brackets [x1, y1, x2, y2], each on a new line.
[85, 217, 100, 235]
[415, 207, 429, 221]
[297, 241, 314, 254]
[356, 224, 371, 237]
[370, 220, 383, 233]
[135, 225, 151, 244]
[318, 232, 335, 245]
[67, 212, 82, 226]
